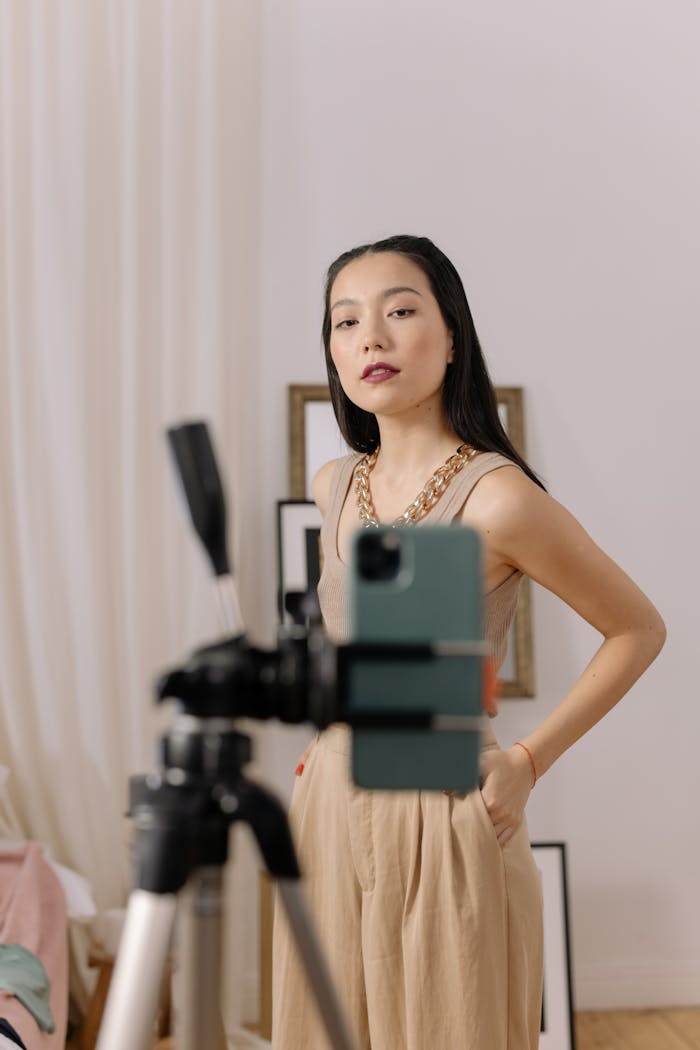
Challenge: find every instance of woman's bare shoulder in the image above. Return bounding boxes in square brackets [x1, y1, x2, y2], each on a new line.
[459, 461, 556, 555]
[310, 457, 347, 516]
[464, 461, 546, 524]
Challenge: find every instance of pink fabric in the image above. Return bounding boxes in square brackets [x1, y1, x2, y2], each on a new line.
[0, 843, 68, 1049]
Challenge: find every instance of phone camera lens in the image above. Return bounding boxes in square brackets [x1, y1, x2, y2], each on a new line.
[357, 532, 401, 581]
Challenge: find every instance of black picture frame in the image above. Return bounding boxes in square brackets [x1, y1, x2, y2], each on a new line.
[276, 499, 323, 622]
[531, 842, 576, 1049]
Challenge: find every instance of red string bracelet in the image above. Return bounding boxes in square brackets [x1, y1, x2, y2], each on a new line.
[514, 742, 537, 787]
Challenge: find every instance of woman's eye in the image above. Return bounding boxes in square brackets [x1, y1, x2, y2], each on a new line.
[391, 308, 414, 318]
[335, 319, 357, 329]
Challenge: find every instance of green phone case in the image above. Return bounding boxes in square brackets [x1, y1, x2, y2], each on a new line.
[348, 525, 483, 791]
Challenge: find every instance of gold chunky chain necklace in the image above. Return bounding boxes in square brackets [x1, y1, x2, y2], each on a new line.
[355, 443, 477, 528]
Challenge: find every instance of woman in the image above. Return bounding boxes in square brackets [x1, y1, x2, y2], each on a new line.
[272, 235, 665, 1050]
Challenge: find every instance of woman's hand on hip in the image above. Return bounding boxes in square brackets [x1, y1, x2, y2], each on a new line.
[479, 746, 534, 846]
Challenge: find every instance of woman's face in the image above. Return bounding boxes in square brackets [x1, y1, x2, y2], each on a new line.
[328, 252, 454, 422]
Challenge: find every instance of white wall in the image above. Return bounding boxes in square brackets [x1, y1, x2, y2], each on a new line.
[243, 0, 699, 1013]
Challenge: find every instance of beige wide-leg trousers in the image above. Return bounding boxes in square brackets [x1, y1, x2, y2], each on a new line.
[272, 728, 543, 1050]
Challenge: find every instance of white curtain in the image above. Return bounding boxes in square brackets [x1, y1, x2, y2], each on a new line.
[0, 0, 262, 1029]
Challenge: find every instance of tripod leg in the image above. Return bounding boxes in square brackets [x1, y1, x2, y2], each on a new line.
[173, 867, 228, 1050]
[276, 878, 362, 1050]
[96, 889, 177, 1050]
[234, 778, 362, 1050]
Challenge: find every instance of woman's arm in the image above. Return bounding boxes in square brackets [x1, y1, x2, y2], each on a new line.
[469, 466, 666, 844]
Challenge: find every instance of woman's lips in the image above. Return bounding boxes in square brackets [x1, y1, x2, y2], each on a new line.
[361, 363, 400, 383]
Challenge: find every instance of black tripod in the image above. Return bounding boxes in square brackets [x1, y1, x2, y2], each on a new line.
[96, 421, 487, 1050]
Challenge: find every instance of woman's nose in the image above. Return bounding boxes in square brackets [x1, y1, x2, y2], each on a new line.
[361, 319, 387, 352]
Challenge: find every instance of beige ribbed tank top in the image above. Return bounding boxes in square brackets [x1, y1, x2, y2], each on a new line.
[318, 450, 521, 652]
[317, 451, 522, 750]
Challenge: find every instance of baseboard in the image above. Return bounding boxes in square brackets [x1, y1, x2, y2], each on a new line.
[575, 961, 700, 1011]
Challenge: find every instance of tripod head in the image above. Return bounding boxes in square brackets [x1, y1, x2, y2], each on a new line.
[163, 421, 333, 727]
[159, 422, 470, 731]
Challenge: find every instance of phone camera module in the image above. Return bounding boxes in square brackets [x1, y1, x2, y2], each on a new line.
[357, 531, 401, 582]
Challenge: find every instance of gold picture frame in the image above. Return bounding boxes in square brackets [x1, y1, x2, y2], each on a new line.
[287, 383, 534, 698]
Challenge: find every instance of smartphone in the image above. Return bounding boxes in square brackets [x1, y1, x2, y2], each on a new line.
[347, 525, 483, 791]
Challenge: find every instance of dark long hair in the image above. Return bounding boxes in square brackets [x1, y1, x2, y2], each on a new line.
[322, 234, 545, 490]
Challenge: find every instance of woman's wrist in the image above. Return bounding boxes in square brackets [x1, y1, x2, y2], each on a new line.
[513, 741, 537, 787]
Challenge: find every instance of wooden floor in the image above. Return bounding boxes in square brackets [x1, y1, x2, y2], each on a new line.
[68, 1008, 700, 1048]
[575, 1008, 700, 1049]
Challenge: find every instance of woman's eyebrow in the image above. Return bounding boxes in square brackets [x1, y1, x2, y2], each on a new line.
[330, 297, 357, 312]
[382, 285, 423, 299]
[330, 286, 423, 312]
